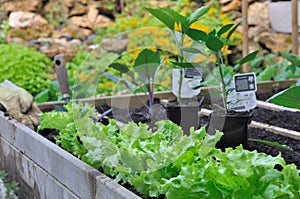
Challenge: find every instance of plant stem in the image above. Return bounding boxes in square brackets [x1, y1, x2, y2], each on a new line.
[177, 31, 185, 104]
[217, 51, 227, 112]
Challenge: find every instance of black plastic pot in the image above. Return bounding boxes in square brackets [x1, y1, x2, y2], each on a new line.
[207, 110, 253, 149]
[165, 97, 204, 135]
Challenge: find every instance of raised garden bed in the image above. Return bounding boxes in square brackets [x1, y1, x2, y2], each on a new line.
[0, 79, 299, 198]
[0, 112, 141, 199]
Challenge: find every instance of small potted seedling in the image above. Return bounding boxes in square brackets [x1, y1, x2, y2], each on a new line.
[145, 6, 211, 134]
[147, 5, 258, 147]
[199, 21, 258, 149]
[103, 48, 167, 126]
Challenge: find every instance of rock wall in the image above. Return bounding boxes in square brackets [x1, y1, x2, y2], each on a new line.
[220, 0, 293, 56]
[1, 0, 116, 60]
[0, 0, 295, 60]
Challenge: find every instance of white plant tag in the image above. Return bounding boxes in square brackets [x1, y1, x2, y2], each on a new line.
[227, 73, 257, 112]
[172, 68, 202, 98]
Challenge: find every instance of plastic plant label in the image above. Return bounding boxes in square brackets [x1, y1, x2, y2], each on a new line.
[227, 73, 257, 112]
[234, 73, 256, 92]
[172, 68, 202, 98]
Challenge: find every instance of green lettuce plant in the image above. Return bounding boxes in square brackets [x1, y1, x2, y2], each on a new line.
[39, 102, 300, 198]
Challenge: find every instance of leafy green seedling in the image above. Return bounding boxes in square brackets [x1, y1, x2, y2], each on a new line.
[103, 49, 166, 119]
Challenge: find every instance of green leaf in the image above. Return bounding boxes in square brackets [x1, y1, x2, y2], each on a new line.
[108, 63, 130, 73]
[280, 51, 300, 66]
[184, 27, 208, 41]
[134, 49, 160, 83]
[35, 89, 49, 103]
[248, 138, 292, 150]
[103, 72, 122, 82]
[217, 23, 234, 36]
[188, 5, 211, 26]
[206, 35, 224, 52]
[145, 7, 188, 29]
[237, 50, 259, 66]
[171, 61, 200, 68]
[256, 66, 277, 81]
[226, 19, 242, 43]
[181, 47, 204, 54]
[267, 86, 300, 110]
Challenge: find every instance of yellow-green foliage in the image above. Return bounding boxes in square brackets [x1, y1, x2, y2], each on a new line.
[0, 44, 52, 95]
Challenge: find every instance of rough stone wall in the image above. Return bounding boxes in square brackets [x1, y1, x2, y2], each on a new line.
[0, 0, 295, 60]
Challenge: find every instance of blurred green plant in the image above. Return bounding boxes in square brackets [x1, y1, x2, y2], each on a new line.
[0, 20, 10, 44]
[94, 0, 241, 48]
[0, 170, 18, 199]
[0, 43, 52, 95]
[250, 51, 300, 81]
[35, 50, 122, 102]
[45, 1, 68, 29]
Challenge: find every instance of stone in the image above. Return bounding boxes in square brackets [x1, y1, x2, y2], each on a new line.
[101, 37, 128, 53]
[52, 25, 92, 40]
[248, 2, 269, 26]
[220, 0, 241, 12]
[2, 0, 41, 12]
[249, 25, 270, 40]
[6, 37, 27, 46]
[70, 3, 88, 17]
[78, 0, 89, 5]
[69, 16, 90, 28]
[94, 15, 111, 30]
[7, 25, 52, 41]
[64, 0, 74, 8]
[8, 11, 48, 29]
[256, 32, 292, 54]
[44, 1, 69, 27]
[43, 44, 79, 61]
[87, 7, 99, 24]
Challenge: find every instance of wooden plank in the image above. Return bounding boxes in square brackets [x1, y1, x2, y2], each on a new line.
[38, 80, 297, 112]
[0, 112, 141, 199]
[95, 173, 140, 199]
[0, 137, 79, 199]
[250, 121, 300, 140]
[256, 79, 297, 94]
[241, 0, 249, 72]
[257, 100, 300, 112]
[292, 0, 299, 55]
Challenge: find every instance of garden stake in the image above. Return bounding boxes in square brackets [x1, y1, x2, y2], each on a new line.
[54, 54, 70, 111]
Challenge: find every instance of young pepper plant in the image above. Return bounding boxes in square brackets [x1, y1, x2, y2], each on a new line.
[146, 5, 258, 112]
[145, 6, 211, 102]
[203, 22, 258, 112]
[102, 49, 166, 120]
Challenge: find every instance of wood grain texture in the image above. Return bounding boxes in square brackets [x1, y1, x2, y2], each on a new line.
[0, 112, 141, 199]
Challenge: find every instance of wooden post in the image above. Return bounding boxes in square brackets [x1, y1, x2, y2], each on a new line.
[292, 0, 298, 55]
[242, 0, 249, 72]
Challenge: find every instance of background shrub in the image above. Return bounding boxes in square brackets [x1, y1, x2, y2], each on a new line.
[0, 43, 52, 95]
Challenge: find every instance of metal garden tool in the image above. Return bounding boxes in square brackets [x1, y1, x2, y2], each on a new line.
[54, 54, 70, 111]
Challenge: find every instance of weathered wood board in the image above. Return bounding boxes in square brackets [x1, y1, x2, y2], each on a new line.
[38, 79, 298, 112]
[0, 112, 141, 199]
